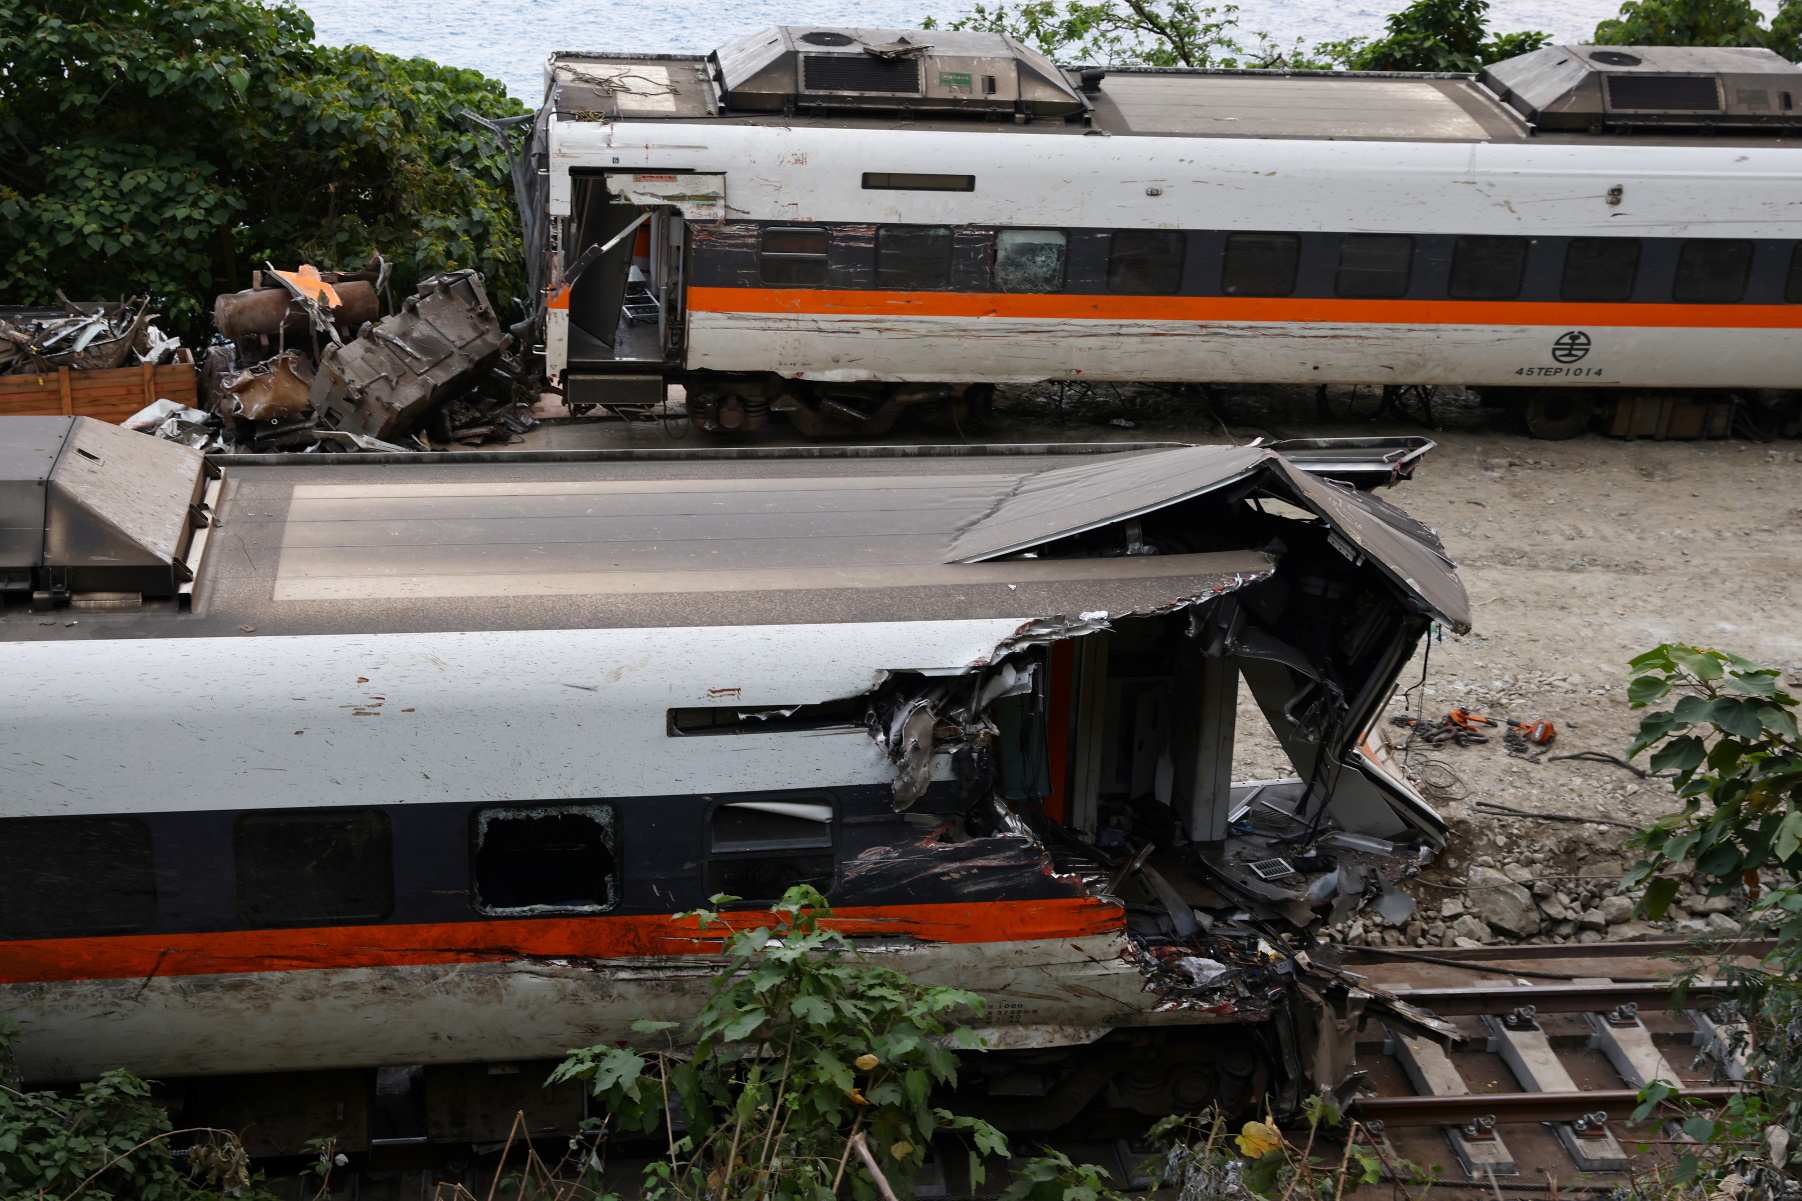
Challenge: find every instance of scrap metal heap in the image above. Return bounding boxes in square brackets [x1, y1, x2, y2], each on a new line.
[184, 260, 523, 452]
[0, 297, 188, 376]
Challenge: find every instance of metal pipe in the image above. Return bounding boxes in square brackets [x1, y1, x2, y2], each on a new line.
[208, 442, 1188, 467]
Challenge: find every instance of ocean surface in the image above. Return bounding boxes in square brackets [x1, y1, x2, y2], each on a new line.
[298, 0, 1628, 101]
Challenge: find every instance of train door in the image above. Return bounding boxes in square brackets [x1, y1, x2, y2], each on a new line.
[550, 172, 723, 402]
[1055, 620, 1239, 847]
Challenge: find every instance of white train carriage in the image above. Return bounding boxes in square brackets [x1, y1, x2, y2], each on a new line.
[0, 417, 1462, 1155]
[520, 31, 1802, 438]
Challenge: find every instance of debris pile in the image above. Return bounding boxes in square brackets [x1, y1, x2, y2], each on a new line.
[0, 297, 186, 374]
[137, 259, 528, 453]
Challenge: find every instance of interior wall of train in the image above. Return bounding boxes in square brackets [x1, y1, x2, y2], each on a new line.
[0, 427, 1468, 1172]
[524, 32, 1802, 439]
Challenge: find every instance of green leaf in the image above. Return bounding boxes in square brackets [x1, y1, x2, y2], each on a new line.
[1672, 694, 1711, 724]
[1726, 671, 1778, 698]
[1707, 697, 1766, 740]
[1628, 676, 1673, 706]
[1639, 876, 1681, 920]
[1649, 735, 1707, 775]
[1776, 809, 1802, 863]
[1669, 646, 1725, 682]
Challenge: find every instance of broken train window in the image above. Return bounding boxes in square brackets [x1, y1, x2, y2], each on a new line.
[668, 696, 865, 736]
[473, 804, 619, 915]
[0, 815, 156, 940]
[708, 798, 835, 901]
[235, 808, 393, 928]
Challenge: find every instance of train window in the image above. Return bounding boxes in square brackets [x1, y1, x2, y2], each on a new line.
[994, 229, 1067, 292]
[0, 815, 155, 940]
[1335, 234, 1413, 298]
[708, 799, 834, 902]
[758, 227, 829, 287]
[1788, 245, 1802, 302]
[669, 696, 865, 736]
[876, 225, 953, 290]
[1448, 235, 1528, 300]
[1220, 233, 1300, 297]
[1560, 238, 1641, 302]
[1673, 240, 1752, 303]
[235, 808, 392, 927]
[473, 804, 618, 915]
[1106, 230, 1185, 294]
[862, 172, 975, 192]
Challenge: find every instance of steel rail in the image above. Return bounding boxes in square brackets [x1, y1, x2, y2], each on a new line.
[1389, 980, 1738, 1015]
[1349, 1087, 1746, 1126]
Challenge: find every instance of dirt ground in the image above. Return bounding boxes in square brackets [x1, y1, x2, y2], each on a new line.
[512, 381, 1801, 946]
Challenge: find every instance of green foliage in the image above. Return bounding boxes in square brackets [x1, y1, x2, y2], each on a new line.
[1622, 643, 1802, 1148]
[999, 1146, 1129, 1201]
[0, 0, 527, 338]
[0, 1020, 273, 1201]
[1593, 0, 1802, 58]
[923, 0, 1549, 72]
[1342, 0, 1551, 71]
[549, 886, 1009, 1201]
[923, 1, 1332, 70]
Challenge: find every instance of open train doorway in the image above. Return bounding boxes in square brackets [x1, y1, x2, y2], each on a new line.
[551, 172, 722, 411]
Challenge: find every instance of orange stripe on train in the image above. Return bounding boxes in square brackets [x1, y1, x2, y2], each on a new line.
[0, 896, 1125, 985]
[685, 287, 1802, 330]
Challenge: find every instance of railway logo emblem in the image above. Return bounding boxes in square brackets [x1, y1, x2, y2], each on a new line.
[1552, 331, 1592, 363]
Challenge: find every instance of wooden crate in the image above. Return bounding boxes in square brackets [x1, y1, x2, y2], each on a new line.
[0, 356, 198, 424]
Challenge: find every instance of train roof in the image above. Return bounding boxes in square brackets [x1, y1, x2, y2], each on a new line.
[545, 34, 1802, 145]
[0, 431, 1467, 644]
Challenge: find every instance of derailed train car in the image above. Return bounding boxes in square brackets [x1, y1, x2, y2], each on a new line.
[0, 419, 1464, 1156]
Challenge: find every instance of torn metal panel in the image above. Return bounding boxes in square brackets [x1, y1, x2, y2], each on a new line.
[311, 270, 508, 440]
[608, 172, 726, 221]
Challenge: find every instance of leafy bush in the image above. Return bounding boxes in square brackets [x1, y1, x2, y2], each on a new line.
[549, 886, 1009, 1201]
[1624, 644, 1801, 1149]
[0, 0, 527, 337]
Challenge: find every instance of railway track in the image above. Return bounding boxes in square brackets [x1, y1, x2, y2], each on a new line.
[1335, 939, 1770, 1195]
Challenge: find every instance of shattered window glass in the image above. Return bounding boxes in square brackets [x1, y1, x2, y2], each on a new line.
[1673, 240, 1752, 303]
[1106, 229, 1185, 294]
[1561, 238, 1640, 301]
[1220, 233, 1300, 297]
[994, 229, 1067, 293]
[235, 808, 393, 928]
[0, 816, 155, 940]
[708, 800, 834, 901]
[473, 805, 618, 915]
[1334, 234, 1413, 299]
[1448, 236, 1528, 300]
[759, 227, 829, 287]
[876, 226, 953, 290]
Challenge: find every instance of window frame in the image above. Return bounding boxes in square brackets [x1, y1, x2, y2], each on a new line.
[1105, 229, 1187, 296]
[992, 227, 1069, 294]
[1447, 235, 1529, 301]
[757, 225, 830, 288]
[1220, 232, 1302, 298]
[234, 807, 395, 930]
[1672, 238, 1753, 304]
[875, 224, 955, 291]
[0, 814, 157, 941]
[705, 796, 838, 902]
[1333, 233, 1415, 300]
[470, 801, 621, 918]
[1560, 237, 1642, 302]
[861, 172, 975, 192]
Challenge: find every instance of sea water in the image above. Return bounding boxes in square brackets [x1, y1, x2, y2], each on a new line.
[298, 0, 1628, 102]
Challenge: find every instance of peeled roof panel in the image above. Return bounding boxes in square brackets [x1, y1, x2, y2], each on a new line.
[1271, 458, 1471, 633]
[946, 444, 1268, 563]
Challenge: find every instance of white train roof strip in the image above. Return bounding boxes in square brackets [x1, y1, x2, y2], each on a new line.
[550, 120, 1802, 238]
[0, 621, 1019, 817]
